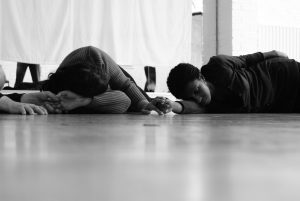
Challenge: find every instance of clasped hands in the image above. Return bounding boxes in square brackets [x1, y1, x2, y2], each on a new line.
[149, 96, 173, 114]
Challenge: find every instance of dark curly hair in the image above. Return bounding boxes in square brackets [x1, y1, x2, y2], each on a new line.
[167, 63, 203, 99]
[42, 62, 108, 97]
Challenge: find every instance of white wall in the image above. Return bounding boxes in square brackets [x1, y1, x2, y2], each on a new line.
[0, 0, 192, 93]
[191, 14, 203, 68]
[203, 0, 217, 64]
[232, 0, 259, 55]
[203, 0, 300, 59]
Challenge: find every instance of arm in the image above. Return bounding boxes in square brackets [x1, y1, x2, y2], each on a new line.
[174, 100, 206, 114]
[151, 96, 206, 114]
[235, 50, 288, 67]
[94, 47, 149, 111]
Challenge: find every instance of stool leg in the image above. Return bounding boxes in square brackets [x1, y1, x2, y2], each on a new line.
[144, 66, 156, 92]
[14, 62, 28, 89]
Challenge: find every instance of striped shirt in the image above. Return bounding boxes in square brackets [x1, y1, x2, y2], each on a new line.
[58, 46, 149, 113]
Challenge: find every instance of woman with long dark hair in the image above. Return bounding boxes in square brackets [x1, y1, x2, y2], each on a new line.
[41, 46, 162, 114]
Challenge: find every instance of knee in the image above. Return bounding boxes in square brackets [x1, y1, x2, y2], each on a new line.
[113, 91, 131, 113]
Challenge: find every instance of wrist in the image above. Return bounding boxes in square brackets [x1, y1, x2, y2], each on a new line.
[137, 100, 149, 111]
[171, 101, 183, 113]
[20, 93, 27, 103]
[263, 50, 280, 60]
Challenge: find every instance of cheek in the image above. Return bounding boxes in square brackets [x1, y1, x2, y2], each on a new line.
[200, 84, 211, 99]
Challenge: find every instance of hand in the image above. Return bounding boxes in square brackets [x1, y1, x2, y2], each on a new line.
[0, 96, 47, 115]
[151, 96, 172, 114]
[141, 102, 164, 115]
[57, 90, 92, 111]
[21, 91, 60, 105]
[10, 102, 48, 115]
[272, 50, 288, 58]
[21, 91, 62, 113]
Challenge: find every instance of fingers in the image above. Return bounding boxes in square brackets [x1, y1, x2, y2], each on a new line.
[34, 105, 48, 115]
[24, 104, 48, 115]
[32, 105, 48, 115]
[141, 109, 151, 115]
[152, 107, 164, 115]
[43, 102, 63, 114]
[145, 103, 164, 115]
[151, 97, 172, 114]
[43, 91, 60, 102]
[39, 106, 48, 115]
[23, 104, 35, 115]
[19, 106, 27, 115]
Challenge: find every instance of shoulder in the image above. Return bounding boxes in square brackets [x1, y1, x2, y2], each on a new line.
[201, 55, 235, 84]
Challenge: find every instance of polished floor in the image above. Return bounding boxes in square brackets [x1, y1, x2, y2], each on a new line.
[1, 113, 300, 201]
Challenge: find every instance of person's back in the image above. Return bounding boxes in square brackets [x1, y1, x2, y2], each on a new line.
[201, 53, 300, 113]
[246, 57, 300, 112]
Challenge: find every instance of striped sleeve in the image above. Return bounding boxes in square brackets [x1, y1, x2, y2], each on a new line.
[93, 47, 149, 111]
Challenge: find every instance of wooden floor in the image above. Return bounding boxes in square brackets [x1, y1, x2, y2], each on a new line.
[1, 113, 300, 201]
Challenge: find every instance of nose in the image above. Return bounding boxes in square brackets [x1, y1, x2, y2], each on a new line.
[193, 95, 202, 104]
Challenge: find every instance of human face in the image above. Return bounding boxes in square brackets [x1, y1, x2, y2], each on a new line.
[183, 79, 211, 105]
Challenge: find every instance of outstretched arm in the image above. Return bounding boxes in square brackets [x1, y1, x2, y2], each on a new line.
[262, 50, 288, 60]
[237, 50, 288, 67]
[0, 95, 47, 115]
[172, 100, 206, 114]
[151, 96, 206, 114]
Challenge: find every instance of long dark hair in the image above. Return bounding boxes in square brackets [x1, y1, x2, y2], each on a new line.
[42, 62, 109, 97]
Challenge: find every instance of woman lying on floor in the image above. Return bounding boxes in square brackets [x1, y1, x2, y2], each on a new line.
[154, 50, 300, 114]
[1, 46, 164, 115]
[40, 46, 163, 114]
